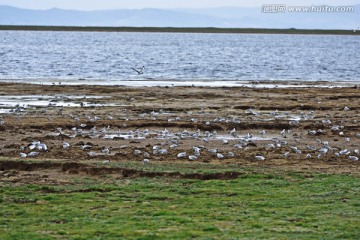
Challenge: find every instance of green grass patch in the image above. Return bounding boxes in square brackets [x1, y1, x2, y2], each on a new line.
[1, 168, 359, 239]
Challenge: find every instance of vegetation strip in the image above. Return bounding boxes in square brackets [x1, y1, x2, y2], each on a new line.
[1, 170, 359, 239]
[0, 25, 358, 35]
[0, 160, 240, 180]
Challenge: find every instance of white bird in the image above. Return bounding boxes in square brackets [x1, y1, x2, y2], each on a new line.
[101, 148, 110, 154]
[188, 155, 198, 161]
[344, 106, 350, 111]
[308, 130, 317, 135]
[159, 149, 168, 155]
[290, 146, 299, 152]
[222, 139, 229, 144]
[177, 152, 187, 158]
[331, 125, 340, 131]
[319, 148, 328, 155]
[280, 129, 286, 137]
[216, 153, 224, 159]
[81, 144, 92, 149]
[339, 149, 350, 155]
[348, 156, 358, 161]
[255, 155, 265, 161]
[266, 143, 275, 149]
[87, 152, 96, 157]
[228, 152, 235, 158]
[193, 147, 201, 156]
[134, 150, 142, 155]
[37, 143, 47, 151]
[143, 159, 150, 164]
[234, 144, 243, 149]
[20, 153, 27, 158]
[63, 142, 70, 149]
[284, 152, 290, 158]
[259, 130, 266, 137]
[230, 128, 237, 137]
[102, 160, 110, 164]
[29, 145, 36, 150]
[132, 66, 145, 74]
[209, 148, 217, 154]
[28, 152, 40, 157]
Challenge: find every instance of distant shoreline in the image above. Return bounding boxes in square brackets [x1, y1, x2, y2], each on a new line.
[0, 25, 358, 35]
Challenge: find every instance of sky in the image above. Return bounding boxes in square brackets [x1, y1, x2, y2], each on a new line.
[0, 0, 359, 10]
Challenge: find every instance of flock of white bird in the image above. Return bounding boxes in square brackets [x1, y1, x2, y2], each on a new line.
[15, 104, 359, 163]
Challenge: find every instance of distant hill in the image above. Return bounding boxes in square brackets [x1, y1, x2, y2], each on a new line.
[0, 5, 359, 29]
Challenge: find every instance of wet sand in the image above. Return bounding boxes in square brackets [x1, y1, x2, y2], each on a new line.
[0, 82, 359, 184]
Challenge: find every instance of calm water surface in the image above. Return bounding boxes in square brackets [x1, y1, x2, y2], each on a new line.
[0, 31, 359, 83]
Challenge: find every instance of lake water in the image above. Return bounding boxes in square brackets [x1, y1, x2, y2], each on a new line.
[0, 31, 359, 85]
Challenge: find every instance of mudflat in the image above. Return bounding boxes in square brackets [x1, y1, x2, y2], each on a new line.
[0, 82, 359, 183]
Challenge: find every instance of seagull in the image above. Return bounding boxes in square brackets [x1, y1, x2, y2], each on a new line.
[255, 155, 265, 161]
[230, 128, 237, 137]
[132, 66, 145, 75]
[189, 155, 198, 161]
[259, 130, 266, 138]
[102, 148, 110, 154]
[63, 142, 70, 149]
[193, 147, 201, 156]
[28, 152, 40, 157]
[348, 156, 358, 161]
[177, 152, 187, 158]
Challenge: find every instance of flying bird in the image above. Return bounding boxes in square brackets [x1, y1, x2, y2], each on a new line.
[132, 66, 145, 74]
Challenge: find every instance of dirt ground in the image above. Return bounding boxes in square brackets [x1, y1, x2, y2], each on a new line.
[0, 82, 359, 184]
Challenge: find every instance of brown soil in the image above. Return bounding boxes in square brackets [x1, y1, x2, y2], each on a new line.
[0, 82, 359, 184]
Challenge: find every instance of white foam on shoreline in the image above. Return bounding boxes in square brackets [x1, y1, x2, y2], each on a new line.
[1, 79, 358, 88]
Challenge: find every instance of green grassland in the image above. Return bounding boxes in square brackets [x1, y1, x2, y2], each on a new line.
[0, 25, 359, 35]
[1, 160, 360, 239]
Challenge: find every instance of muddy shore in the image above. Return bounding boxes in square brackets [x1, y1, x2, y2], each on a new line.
[0, 82, 359, 183]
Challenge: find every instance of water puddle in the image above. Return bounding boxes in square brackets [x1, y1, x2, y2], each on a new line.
[0, 94, 128, 114]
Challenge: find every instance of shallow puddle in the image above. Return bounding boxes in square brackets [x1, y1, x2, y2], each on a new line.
[0, 94, 128, 113]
